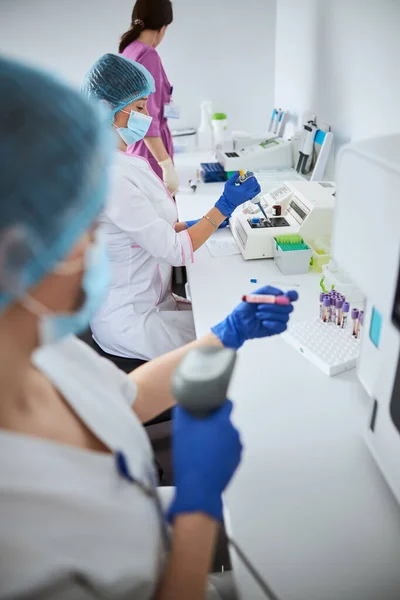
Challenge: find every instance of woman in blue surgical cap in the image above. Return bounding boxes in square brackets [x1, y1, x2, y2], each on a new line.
[82, 53, 261, 362]
[0, 57, 297, 600]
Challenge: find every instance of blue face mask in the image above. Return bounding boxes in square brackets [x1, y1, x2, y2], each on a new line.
[115, 109, 153, 145]
[23, 235, 110, 346]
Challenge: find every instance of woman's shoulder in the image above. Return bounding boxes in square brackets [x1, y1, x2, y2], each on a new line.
[122, 42, 160, 66]
[33, 335, 137, 408]
[112, 151, 154, 180]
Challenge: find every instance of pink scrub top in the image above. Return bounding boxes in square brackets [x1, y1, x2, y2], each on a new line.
[121, 41, 174, 180]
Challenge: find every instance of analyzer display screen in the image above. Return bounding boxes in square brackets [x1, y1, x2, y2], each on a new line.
[289, 200, 307, 221]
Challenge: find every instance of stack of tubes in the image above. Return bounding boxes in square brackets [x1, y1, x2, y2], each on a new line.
[319, 290, 363, 339]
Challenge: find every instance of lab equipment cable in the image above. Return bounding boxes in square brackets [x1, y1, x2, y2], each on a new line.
[226, 537, 281, 600]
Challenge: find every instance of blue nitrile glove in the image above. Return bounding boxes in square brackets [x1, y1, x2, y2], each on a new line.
[167, 400, 242, 523]
[214, 172, 262, 218]
[211, 285, 299, 350]
[185, 218, 229, 229]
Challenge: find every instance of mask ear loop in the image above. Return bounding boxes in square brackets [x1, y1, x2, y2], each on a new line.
[53, 257, 85, 276]
[0, 225, 36, 301]
[0, 226, 50, 317]
[0, 225, 87, 318]
[19, 293, 51, 317]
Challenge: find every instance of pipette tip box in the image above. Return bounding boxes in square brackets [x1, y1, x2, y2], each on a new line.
[283, 319, 360, 376]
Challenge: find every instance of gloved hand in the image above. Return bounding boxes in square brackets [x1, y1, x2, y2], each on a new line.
[185, 218, 229, 229]
[158, 157, 180, 195]
[167, 400, 242, 523]
[211, 285, 298, 350]
[215, 171, 261, 218]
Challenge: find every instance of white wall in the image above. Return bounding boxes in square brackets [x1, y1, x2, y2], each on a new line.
[0, 0, 276, 133]
[275, 0, 400, 151]
[160, 0, 276, 132]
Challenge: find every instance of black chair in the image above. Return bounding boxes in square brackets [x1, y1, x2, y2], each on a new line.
[78, 329, 172, 426]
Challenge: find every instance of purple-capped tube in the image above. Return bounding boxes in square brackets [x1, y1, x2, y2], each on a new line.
[323, 296, 331, 323]
[351, 308, 359, 337]
[355, 310, 363, 339]
[330, 296, 336, 324]
[319, 292, 325, 320]
[342, 302, 350, 329]
[336, 298, 344, 327]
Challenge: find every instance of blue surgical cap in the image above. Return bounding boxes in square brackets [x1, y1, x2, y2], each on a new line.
[81, 53, 155, 119]
[0, 57, 113, 313]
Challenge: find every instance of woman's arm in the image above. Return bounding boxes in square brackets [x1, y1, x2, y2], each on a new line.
[134, 50, 178, 193]
[144, 136, 169, 163]
[131, 332, 222, 423]
[154, 514, 217, 600]
[144, 137, 179, 195]
[105, 175, 193, 268]
[174, 222, 188, 233]
[132, 286, 298, 423]
[153, 398, 242, 600]
[183, 207, 226, 251]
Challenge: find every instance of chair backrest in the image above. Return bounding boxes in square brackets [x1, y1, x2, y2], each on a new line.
[78, 328, 147, 374]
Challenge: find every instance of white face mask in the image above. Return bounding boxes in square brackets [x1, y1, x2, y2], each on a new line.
[21, 235, 109, 346]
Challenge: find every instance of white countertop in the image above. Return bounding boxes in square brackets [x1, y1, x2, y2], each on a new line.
[175, 153, 400, 600]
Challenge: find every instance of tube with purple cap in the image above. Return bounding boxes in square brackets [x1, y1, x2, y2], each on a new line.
[341, 302, 350, 329]
[355, 310, 363, 339]
[323, 296, 331, 323]
[351, 308, 359, 337]
[336, 298, 344, 327]
[331, 296, 337, 324]
[319, 292, 325, 320]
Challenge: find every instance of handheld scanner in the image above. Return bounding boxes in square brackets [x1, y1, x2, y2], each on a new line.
[172, 346, 237, 418]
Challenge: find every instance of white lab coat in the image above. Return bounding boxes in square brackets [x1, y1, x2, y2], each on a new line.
[91, 152, 196, 361]
[0, 337, 224, 600]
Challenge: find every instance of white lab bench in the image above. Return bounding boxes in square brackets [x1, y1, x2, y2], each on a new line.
[174, 153, 400, 600]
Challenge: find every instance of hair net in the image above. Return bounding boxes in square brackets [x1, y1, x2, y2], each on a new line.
[81, 53, 155, 119]
[0, 57, 114, 314]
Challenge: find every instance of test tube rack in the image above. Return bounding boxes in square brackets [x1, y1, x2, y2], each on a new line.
[283, 319, 360, 376]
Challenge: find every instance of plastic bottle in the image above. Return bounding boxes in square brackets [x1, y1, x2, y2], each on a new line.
[197, 101, 214, 151]
[211, 112, 228, 153]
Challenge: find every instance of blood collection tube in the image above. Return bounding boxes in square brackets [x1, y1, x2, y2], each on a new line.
[341, 302, 350, 329]
[242, 294, 290, 305]
[357, 311, 364, 339]
[319, 293, 325, 320]
[351, 308, 359, 337]
[336, 298, 344, 327]
[330, 296, 337, 324]
[323, 296, 331, 323]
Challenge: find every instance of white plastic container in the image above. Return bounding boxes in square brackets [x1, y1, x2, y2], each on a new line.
[273, 241, 312, 275]
[283, 318, 360, 376]
[211, 113, 228, 152]
[322, 260, 365, 303]
[171, 128, 197, 154]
